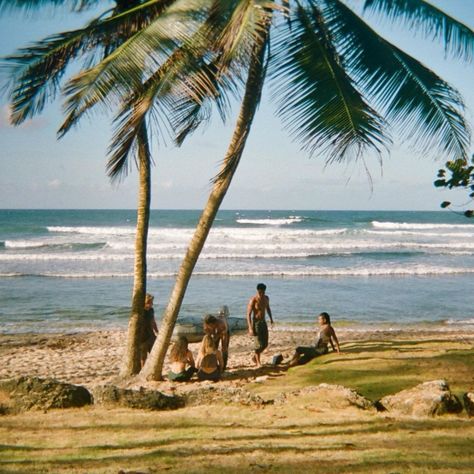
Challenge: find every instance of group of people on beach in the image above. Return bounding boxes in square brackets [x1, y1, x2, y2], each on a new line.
[140, 283, 341, 382]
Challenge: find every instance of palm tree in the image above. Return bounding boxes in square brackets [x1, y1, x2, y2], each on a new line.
[0, 0, 203, 376]
[138, 0, 473, 380]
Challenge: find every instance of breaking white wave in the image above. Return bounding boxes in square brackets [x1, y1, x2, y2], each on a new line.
[236, 217, 304, 225]
[365, 230, 474, 238]
[372, 221, 474, 230]
[446, 318, 474, 325]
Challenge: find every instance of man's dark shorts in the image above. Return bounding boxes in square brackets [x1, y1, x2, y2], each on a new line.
[253, 320, 268, 354]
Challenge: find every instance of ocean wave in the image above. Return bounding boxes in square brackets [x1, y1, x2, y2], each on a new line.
[1, 244, 473, 262]
[4, 240, 106, 251]
[365, 230, 474, 238]
[3, 265, 472, 279]
[236, 217, 304, 225]
[445, 318, 474, 325]
[372, 221, 474, 230]
[47, 225, 137, 235]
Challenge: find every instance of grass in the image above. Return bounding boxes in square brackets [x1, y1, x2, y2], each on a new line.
[1, 337, 473, 473]
[250, 338, 474, 401]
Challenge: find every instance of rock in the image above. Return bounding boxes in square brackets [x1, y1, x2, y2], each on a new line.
[379, 380, 463, 417]
[0, 376, 92, 413]
[255, 376, 269, 383]
[463, 392, 474, 417]
[91, 385, 184, 410]
[275, 383, 374, 411]
[183, 386, 267, 407]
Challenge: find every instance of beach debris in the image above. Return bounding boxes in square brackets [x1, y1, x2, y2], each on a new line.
[379, 380, 463, 417]
[463, 392, 474, 417]
[274, 383, 374, 411]
[91, 385, 184, 411]
[271, 354, 283, 366]
[0, 376, 92, 413]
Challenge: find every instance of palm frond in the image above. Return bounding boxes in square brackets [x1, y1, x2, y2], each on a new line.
[3, 0, 181, 125]
[168, 0, 276, 146]
[325, 0, 470, 160]
[59, 0, 209, 137]
[105, 36, 219, 180]
[214, 0, 280, 67]
[363, 0, 474, 62]
[0, 0, 103, 14]
[271, 1, 388, 164]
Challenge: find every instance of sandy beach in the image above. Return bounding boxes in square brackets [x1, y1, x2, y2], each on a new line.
[2, 327, 473, 392]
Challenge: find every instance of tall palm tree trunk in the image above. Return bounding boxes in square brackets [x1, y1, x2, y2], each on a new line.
[120, 122, 152, 377]
[141, 36, 269, 381]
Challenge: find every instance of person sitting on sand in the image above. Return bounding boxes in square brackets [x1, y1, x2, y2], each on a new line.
[203, 307, 230, 369]
[247, 283, 274, 367]
[196, 334, 224, 382]
[167, 336, 196, 382]
[140, 293, 159, 369]
[289, 312, 340, 367]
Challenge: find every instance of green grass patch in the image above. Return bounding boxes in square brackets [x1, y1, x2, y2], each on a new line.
[250, 339, 474, 401]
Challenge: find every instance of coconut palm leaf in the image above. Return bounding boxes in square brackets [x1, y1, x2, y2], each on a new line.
[0, 0, 102, 13]
[106, 44, 237, 179]
[363, 0, 474, 62]
[3, 0, 182, 125]
[105, 0, 274, 179]
[271, 1, 388, 164]
[58, 0, 209, 137]
[325, 0, 470, 160]
[170, 0, 276, 147]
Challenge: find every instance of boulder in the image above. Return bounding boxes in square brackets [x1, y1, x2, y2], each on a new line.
[183, 385, 267, 407]
[275, 383, 374, 411]
[463, 392, 474, 417]
[379, 380, 463, 417]
[92, 385, 184, 410]
[0, 376, 92, 413]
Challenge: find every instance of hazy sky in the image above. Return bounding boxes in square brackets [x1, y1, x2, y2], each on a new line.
[0, 1, 473, 210]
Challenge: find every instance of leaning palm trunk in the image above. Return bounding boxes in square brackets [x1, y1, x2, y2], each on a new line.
[120, 122, 152, 377]
[141, 36, 269, 381]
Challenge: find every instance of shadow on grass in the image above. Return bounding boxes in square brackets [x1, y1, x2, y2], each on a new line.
[1, 416, 473, 474]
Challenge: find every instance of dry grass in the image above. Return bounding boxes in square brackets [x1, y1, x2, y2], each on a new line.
[1, 337, 474, 473]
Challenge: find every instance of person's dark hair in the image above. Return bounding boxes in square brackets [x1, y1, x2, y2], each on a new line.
[256, 283, 266, 291]
[319, 312, 331, 324]
[204, 314, 218, 325]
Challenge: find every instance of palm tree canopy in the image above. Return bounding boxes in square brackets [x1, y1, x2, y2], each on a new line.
[3, 0, 473, 180]
[0, 0, 104, 14]
[81, 0, 472, 175]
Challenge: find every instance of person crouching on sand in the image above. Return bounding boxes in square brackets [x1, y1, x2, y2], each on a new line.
[247, 283, 274, 367]
[289, 312, 340, 367]
[167, 336, 196, 382]
[196, 335, 224, 382]
[203, 309, 230, 370]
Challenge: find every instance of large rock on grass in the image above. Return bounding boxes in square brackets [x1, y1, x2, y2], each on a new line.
[464, 392, 474, 417]
[92, 385, 184, 410]
[0, 376, 92, 413]
[379, 380, 463, 417]
[276, 383, 374, 411]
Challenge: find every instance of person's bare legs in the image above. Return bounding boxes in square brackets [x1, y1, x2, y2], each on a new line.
[253, 351, 262, 368]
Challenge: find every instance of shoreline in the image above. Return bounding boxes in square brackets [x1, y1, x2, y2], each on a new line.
[2, 327, 474, 392]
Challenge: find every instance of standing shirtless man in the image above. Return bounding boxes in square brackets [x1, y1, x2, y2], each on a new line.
[247, 283, 274, 367]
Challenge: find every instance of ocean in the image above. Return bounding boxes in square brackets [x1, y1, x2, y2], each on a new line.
[1, 209, 473, 334]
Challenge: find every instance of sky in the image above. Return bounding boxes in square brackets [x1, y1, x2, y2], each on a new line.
[0, 0, 473, 211]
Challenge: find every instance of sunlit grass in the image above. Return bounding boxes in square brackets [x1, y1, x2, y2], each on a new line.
[1, 338, 473, 473]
